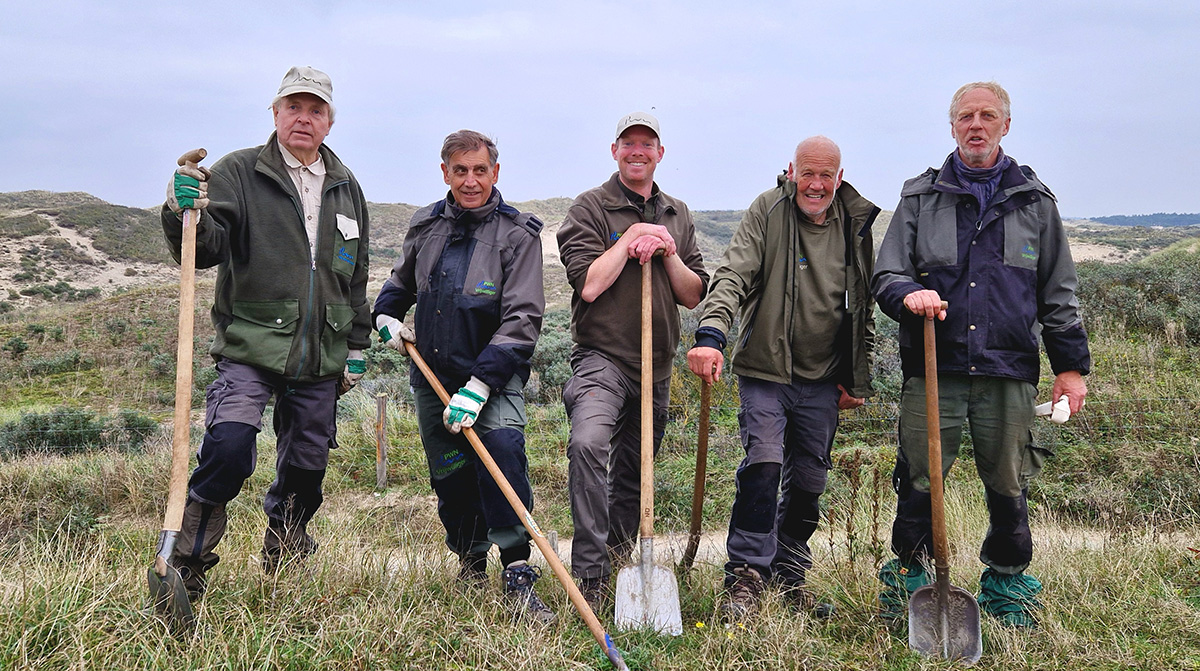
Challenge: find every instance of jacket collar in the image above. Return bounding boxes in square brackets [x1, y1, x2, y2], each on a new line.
[598, 172, 675, 217]
[255, 131, 350, 188]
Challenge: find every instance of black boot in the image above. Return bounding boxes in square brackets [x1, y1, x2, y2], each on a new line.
[262, 493, 319, 574]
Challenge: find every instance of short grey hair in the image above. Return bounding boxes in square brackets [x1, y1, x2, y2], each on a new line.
[949, 81, 1011, 122]
[271, 96, 337, 125]
[441, 130, 498, 166]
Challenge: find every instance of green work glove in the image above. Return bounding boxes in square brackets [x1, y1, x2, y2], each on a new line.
[375, 314, 416, 353]
[443, 376, 490, 434]
[338, 352, 366, 396]
[166, 165, 211, 214]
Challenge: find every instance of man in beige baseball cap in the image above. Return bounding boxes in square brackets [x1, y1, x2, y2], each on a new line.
[160, 65, 370, 602]
[555, 111, 708, 613]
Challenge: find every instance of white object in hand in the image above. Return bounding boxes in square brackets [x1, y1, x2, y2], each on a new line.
[1034, 395, 1072, 424]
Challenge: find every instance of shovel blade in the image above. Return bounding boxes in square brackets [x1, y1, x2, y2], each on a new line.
[908, 584, 982, 664]
[147, 565, 195, 636]
[614, 563, 683, 636]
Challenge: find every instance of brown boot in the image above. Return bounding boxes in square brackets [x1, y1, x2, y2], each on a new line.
[720, 567, 765, 622]
[169, 498, 227, 601]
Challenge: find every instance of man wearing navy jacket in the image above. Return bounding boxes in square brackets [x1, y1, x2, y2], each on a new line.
[872, 81, 1091, 629]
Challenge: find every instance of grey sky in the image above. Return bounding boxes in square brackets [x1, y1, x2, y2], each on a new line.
[3, 1, 1195, 217]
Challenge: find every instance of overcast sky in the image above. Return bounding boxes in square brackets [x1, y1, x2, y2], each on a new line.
[3, 1, 1196, 217]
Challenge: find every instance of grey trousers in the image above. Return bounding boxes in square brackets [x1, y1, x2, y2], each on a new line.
[563, 348, 669, 580]
[725, 376, 840, 586]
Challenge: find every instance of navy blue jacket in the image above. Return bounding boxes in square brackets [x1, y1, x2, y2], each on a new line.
[872, 153, 1091, 385]
[373, 189, 545, 393]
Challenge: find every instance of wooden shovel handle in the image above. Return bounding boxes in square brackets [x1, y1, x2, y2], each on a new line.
[925, 302, 950, 586]
[163, 148, 207, 540]
[405, 342, 628, 670]
[640, 260, 655, 539]
[679, 370, 712, 572]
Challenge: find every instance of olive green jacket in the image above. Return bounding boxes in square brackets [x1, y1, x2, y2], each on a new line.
[697, 176, 879, 397]
[162, 133, 371, 382]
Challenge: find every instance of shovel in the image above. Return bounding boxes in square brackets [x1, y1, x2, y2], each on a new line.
[614, 260, 683, 636]
[678, 369, 712, 573]
[147, 148, 207, 634]
[404, 342, 629, 671]
[908, 305, 982, 664]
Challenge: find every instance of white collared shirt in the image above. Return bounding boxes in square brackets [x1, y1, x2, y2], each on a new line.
[278, 141, 327, 265]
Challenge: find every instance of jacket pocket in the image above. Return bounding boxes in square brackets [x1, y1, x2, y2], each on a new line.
[222, 300, 299, 374]
[319, 303, 355, 377]
[331, 232, 358, 278]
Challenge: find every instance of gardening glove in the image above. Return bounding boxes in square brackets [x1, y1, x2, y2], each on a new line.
[443, 376, 489, 434]
[166, 165, 211, 214]
[375, 314, 416, 354]
[338, 351, 365, 396]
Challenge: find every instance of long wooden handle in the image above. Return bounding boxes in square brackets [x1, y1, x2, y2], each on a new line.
[924, 303, 949, 588]
[164, 148, 208, 537]
[679, 372, 712, 572]
[405, 342, 628, 670]
[639, 260, 654, 540]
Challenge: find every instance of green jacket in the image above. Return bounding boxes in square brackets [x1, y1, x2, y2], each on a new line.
[697, 176, 879, 397]
[162, 133, 371, 382]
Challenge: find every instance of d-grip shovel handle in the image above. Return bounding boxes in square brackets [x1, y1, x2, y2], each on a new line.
[924, 302, 950, 587]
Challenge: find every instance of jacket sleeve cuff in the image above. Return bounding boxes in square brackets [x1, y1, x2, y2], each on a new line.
[693, 326, 727, 352]
[1044, 323, 1092, 376]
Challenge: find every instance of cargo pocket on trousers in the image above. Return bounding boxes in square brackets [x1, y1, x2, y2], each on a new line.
[1019, 442, 1054, 490]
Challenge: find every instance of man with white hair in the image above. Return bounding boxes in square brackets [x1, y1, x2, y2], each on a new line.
[161, 66, 370, 599]
[688, 136, 880, 620]
[872, 81, 1090, 629]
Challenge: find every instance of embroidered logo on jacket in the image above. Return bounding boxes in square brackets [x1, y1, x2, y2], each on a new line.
[336, 246, 355, 264]
[1021, 244, 1038, 262]
[610, 232, 622, 242]
[475, 280, 498, 296]
[798, 255, 809, 271]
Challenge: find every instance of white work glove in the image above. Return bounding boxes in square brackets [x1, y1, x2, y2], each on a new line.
[1034, 395, 1073, 424]
[375, 314, 416, 353]
[166, 165, 211, 215]
[443, 376, 490, 434]
[338, 350, 365, 396]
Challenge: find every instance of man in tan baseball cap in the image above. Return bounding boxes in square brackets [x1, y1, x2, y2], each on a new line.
[556, 111, 708, 613]
[160, 65, 370, 602]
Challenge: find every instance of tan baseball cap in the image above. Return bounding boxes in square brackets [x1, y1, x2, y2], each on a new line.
[275, 66, 334, 105]
[615, 111, 660, 141]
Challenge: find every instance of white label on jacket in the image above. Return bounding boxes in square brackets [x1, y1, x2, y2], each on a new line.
[336, 213, 359, 240]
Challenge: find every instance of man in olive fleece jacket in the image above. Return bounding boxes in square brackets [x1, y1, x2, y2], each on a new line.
[556, 112, 708, 610]
[161, 66, 370, 600]
[689, 136, 878, 620]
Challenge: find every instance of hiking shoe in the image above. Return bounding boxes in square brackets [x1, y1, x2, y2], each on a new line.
[878, 558, 931, 628]
[579, 576, 609, 615]
[979, 568, 1042, 630]
[721, 567, 765, 622]
[780, 583, 836, 619]
[262, 520, 319, 574]
[502, 561, 556, 625]
[458, 552, 489, 587]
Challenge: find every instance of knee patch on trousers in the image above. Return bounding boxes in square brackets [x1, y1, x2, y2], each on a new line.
[190, 421, 259, 504]
[733, 462, 782, 534]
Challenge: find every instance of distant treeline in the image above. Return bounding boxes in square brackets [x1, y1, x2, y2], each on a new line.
[1088, 212, 1200, 227]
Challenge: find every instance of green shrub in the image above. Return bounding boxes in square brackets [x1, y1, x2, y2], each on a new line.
[4, 336, 29, 360]
[0, 406, 162, 458]
[0, 213, 50, 238]
[23, 350, 92, 376]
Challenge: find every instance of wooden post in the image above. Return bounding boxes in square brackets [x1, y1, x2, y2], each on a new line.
[375, 393, 387, 489]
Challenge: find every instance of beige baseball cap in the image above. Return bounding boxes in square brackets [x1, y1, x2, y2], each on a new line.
[274, 66, 334, 105]
[615, 111, 660, 141]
